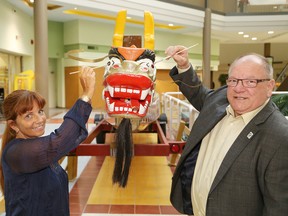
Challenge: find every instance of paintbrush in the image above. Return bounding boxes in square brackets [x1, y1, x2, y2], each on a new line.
[154, 43, 199, 64]
[69, 65, 104, 75]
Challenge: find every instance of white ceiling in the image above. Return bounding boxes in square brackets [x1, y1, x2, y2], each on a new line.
[7, 0, 288, 44]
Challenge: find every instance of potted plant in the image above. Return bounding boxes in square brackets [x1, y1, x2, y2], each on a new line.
[271, 94, 288, 116]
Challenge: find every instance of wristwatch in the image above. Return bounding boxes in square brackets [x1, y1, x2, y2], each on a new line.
[80, 95, 91, 104]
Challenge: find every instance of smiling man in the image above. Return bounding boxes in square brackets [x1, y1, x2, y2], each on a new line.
[165, 46, 288, 216]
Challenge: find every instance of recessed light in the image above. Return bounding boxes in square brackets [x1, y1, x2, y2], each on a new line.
[238, 32, 244, 35]
[268, 31, 274, 34]
[243, 34, 249, 38]
[168, 23, 174, 26]
[252, 37, 257, 40]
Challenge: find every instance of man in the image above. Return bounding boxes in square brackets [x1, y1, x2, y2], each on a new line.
[166, 45, 288, 216]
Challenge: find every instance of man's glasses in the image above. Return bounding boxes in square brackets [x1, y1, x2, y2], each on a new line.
[226, 78, 271, 88]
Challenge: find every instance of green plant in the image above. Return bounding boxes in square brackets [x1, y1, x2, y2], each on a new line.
[271, 94, 288, 116]
[218, 74, 228, 86]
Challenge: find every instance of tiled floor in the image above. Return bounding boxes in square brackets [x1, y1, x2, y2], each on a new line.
[0, 108, 184, 216]
[69, 156, 180, 215]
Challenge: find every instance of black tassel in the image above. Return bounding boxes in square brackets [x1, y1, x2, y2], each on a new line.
[112, 118, 133, 187]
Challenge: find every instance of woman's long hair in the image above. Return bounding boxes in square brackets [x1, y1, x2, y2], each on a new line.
[0, 90, 46, 191]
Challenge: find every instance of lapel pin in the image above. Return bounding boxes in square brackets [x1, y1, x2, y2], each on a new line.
[247, 132, 253, 139]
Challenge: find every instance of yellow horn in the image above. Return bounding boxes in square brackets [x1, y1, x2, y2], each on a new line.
[113, 10, 127, 47]
[144, 11, 155, 50]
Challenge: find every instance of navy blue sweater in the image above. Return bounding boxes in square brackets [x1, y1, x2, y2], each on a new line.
[2, 99, 91, 216]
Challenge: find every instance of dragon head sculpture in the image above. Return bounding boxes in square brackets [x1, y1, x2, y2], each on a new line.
[103, 10, 158, 132]
[104, 10, 159, 187]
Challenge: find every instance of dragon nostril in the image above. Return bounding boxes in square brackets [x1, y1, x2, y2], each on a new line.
[125, 99, 131, 104]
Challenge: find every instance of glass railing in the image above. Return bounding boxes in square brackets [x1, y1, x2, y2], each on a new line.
[157, 0, 288, 15]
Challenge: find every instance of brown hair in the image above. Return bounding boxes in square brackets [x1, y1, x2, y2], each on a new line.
[0, 90, 46, 191]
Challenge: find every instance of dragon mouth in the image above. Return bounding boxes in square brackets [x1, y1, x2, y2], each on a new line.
[103, 73, 154, 118]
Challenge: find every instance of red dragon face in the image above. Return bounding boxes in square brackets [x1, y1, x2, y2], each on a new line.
[103, 46, 156, 119]
[101, 10, 159, 131]
[67, 10, 159, 132]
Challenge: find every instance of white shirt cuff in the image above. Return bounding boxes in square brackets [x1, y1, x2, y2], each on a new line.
[176, 64, 191, 73]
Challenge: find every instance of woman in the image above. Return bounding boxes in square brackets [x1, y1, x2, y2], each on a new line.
[0, 66, 96, 216]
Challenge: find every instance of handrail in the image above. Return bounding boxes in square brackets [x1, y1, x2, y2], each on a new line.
[161, 92, 199, 140]
[274, 63, 288, 91]
[272, 91, 288, 95]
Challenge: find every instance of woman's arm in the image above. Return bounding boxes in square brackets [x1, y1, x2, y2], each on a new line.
[5, 99, 92, 173]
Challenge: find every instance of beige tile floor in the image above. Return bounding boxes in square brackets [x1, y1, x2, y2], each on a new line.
[88, 156, 172, 206]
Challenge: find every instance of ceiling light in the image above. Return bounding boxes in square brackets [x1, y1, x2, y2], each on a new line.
[252, 37, 257, 40]
[268, 31, 274, 34]
[168, 23, 174, 26]
[243, 34, 249, 38]
[238, 32, 244, 35]
[126, 16, 132, 19]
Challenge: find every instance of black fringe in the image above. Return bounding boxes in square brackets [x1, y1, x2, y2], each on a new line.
[112, 118, 133, 187]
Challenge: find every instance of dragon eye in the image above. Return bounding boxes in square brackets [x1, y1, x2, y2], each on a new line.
[138, 59, 153, 72]
[107, 57, 121, 68]
[104, 57, 122, 77]
[137, 59, 156, 81]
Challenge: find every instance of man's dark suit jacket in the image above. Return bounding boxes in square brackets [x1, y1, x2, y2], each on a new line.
[169, 66, 288, 216]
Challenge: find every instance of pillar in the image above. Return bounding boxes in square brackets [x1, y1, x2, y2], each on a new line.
[264, 43, 271, 57]
[202, 7, 211, 88]
[34, 0, 49, 117]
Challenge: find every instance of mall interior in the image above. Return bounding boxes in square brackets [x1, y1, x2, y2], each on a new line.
[0, 0, 288, 215]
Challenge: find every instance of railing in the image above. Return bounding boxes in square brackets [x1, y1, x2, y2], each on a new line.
[161, 92, 199, 140]
[272, 91, 288, 95]
[158, 0, 288, 15]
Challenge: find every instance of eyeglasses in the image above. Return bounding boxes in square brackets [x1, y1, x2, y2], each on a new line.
[226, 78, 271, 88]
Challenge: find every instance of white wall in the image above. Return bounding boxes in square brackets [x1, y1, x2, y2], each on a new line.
[0, 0, 34, 56]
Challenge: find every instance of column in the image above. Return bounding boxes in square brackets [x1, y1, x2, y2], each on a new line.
[34, 0, 50, 117]
[202, 7, 211, 88]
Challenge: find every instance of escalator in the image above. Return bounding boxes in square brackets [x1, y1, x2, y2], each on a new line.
[275, 63, 288, 91]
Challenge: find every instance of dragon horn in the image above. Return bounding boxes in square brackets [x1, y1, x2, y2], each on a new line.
[144, 11, 154, 50]
[113, 10, 127, 47]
